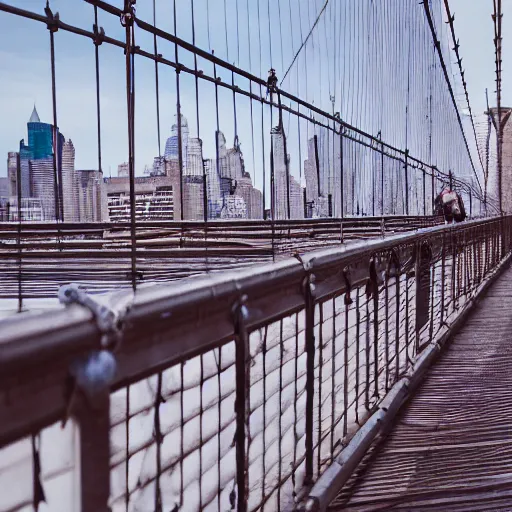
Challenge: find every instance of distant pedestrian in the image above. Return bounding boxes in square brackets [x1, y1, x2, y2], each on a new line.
[434, 189, 467, 223]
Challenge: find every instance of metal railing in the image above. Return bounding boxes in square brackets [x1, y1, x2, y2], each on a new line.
[0, 216, 510, 512]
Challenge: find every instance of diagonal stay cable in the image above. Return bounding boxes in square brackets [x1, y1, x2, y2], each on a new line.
[279, 0, 329, 86]
[422, 0, 483, 196]
[443, 0, 485, 180]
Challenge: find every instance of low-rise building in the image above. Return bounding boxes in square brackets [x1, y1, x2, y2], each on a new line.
[105, 175, 177, 222]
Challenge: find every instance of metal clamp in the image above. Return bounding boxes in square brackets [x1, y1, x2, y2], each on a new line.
[59, 283, 131, 349]
[120, 0, 136, 28]
[44, 4, 59, 33]
[59, 285, 133, 419]
[93, 24, 105, 46]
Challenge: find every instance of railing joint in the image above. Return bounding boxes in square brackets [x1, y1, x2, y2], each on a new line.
[93, 23, 105, 46]
[120, 0, 135, 28]
[44, 4, 59, 33]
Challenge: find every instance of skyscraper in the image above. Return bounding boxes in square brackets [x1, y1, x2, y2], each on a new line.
[304, 137, 325, 217]
[77, 170, 105, 222]
[17, 106, 65, 220]
[205, 158, 222, 219]
[9, 107, 104, 222]
[7, 152, 17, 198]
[182, 137, 206, 219]
[236, 171, 263, 219]
[271, 123, 303, 219]
[61, 140, 79, 222]
[156, 113, 263, 220]
[185, 138, 200, 176]
[164, 114, 189, 170]
[164, 158, 182, 221]
[215, 132, 254, 219]
[304, 129, 344, 218]
[29, 157, 55, 220]
[27, 106, 52, 158]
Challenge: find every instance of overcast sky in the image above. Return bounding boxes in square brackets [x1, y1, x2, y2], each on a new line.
[0, 0, 508, 191]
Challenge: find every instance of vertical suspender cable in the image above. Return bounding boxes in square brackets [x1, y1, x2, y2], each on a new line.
[123, 0, 137, 291]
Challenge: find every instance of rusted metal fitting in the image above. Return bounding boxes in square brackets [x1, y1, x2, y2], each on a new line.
[120, 0, 136, 27]
[58, 283, 132, 350]
[44, 5, 60, 33]
[296, 255, 317, 299]
[93, 23, 106, 46]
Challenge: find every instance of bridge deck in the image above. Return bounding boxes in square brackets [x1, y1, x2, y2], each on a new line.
[330, 264, 512, 511]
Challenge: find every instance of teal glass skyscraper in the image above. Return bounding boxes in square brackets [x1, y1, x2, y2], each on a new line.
[27, 106, 53, 159]
[18, 106, 65, 219]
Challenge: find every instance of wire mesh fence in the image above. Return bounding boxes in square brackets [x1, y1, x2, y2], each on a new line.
[0, 216, 510, 512]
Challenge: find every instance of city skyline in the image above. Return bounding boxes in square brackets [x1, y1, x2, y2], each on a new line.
[3, 105, 314, 222]
[2, 106, 269, 221]
[0, 0, 490, 199]
[2, 101, 488, 222]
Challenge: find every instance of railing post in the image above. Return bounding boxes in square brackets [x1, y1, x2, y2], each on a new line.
[302, 264, 316, 486]
[415, 242, 431, 352]
[500, 216, 507, 260]
[58, 283, 132, 512]
[506, 217, 512, 255]
[440, 233, 446, 325]
[365, 258, 380, 402]
[73, 391, 111, 512]
[233, 295, 251, 512]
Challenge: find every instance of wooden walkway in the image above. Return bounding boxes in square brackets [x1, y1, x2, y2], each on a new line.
[330, 265, 512, 511]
